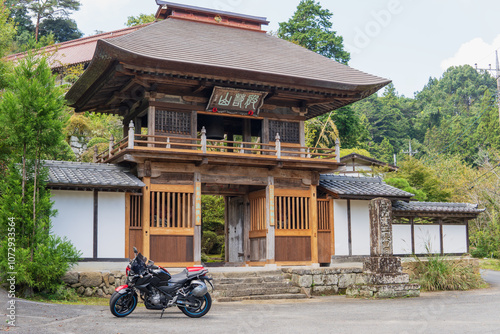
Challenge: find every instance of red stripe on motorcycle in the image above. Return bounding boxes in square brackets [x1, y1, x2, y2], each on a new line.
[115, 284, 129, 292]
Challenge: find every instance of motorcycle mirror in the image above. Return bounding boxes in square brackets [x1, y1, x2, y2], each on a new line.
[133, 247, 138, 254]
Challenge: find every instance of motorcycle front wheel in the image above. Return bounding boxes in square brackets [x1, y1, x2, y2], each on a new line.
[178, 293, 212, 318]
[110, 291, 137, 317]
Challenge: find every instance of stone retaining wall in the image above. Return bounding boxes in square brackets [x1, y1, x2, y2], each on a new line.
[282, 267, 364, 296]
[283, 267, 420, 298]
[62, 271, 127, 298]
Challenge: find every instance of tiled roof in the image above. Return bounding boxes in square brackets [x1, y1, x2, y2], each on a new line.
[45, 160, 144, 189]
[392, 201, 485, 214]
[5, 23, 152, 69]
[319, 174, 414, 199]
[66, 18, 391, 118]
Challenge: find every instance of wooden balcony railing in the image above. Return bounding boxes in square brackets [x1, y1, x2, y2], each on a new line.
[94, 121, 338, 163]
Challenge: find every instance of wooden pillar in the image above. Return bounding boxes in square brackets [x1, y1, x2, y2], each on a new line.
[194, 172, 202, 264]
[410, 217, 415, 254]
[299, 121, 305, 157]
[243, 119, 251, 154]
[310, 185, 318, 264]
[439, 218, 444, 255]
[329, 197, 335, 256]
[147, 104, 155, 147]
[125, 193, 130, 258]
[243, 194, 251, 263]
[466, 219, 470, 254]
[134, 117, 141, 135]
[142, 177, 151, 260]
[191, 111, 198, 138]
[265, 176, 275, 264]
[262, 117, 269, 144]
[347, 199, 352, 256]
[93, 190, 98, 259]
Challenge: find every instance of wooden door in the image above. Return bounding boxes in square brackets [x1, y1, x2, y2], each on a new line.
[317, 199, 334, 263]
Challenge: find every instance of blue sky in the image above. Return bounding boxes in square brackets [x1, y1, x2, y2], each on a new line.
[72, 0, 500, 97]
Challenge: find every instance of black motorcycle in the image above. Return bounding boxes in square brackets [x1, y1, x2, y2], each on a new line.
[110, 247, 213, 318]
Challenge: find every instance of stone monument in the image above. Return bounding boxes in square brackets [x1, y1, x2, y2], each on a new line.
[347, 198, 420, 298]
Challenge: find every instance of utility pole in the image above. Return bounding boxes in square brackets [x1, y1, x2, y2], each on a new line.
[403, 140, 418, 157]
[475, 49, 500, 125]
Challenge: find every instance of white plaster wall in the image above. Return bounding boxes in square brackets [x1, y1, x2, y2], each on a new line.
[350, 200, 370, 255]
[414, 225, 440, 254]
[333, 199, 349, 255]
[51, 190, 94, 258]
[393, 224, 412, 255]
[98, 192, 125, 258]
[443, 225, 468, 254]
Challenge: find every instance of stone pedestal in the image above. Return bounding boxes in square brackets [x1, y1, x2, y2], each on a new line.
[347, 198, 420, 298]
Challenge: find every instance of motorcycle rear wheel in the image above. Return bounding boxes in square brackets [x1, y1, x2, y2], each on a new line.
[178, 293, 212, 318]
[110, 291, 137, 317]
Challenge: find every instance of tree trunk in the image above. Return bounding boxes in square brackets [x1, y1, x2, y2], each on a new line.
[35, 13, 40, 41]
[22, 144, 26, 201]
[31, 158, 39, 262]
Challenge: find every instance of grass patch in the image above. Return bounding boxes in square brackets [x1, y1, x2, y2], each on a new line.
[206, 254, 224, 263]
[26, 294, 111, 306]
[479, 258, 500, 271]
[411, 255, 486, 291]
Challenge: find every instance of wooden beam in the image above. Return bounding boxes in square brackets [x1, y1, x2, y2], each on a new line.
[93, 190, 98, 259]
[310, 185, 318, 264]
[410, 217, 415, 255]
[125, 193, 130, 258]
[194, 173, 201, 264]
[266, 176, 275, 264]
[142, 177, 151, 260]
[329, 197, 335, 256]
[439, 218, 444, 255]
[347, 199, 352, 256]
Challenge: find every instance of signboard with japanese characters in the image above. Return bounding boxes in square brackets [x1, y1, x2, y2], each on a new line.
[206, 86, 268, 116]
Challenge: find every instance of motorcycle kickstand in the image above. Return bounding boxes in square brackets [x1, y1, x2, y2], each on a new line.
[160, 308, 166, 319]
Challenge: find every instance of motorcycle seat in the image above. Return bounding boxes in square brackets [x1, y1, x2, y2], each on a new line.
[169, 272, 188, 284]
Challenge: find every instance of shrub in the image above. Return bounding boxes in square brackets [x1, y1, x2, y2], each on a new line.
[411, 255, 485, 291]
[201, 231, 218, 254]
[470, 220, 500, 259]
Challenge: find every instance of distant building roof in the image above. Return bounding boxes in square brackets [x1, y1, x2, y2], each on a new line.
[340, 153, 398, 171]
[392, 201, 485, 215]
[319, 174, 414, 200]
[45, 160, 144, 190]
[5, 23, 152, 70]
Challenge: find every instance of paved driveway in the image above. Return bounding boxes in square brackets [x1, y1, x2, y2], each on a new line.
[2, 270, 500, 334]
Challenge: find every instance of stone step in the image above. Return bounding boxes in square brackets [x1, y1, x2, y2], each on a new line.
[217, 293, 308, 302]
[216, 275, 288, 285]
[210, 270, 283, 279]
[219, 286, 302, 298]
[215, 282, 293, 291]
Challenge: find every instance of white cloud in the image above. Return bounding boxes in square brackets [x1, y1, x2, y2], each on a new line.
[440, 35, 500, 71]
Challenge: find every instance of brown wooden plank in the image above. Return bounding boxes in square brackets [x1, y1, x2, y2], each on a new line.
[318, 231, 331, 263]
[150, 235, 194, 262]
[275, 236, 311, 261]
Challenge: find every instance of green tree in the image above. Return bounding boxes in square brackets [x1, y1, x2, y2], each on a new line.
[126, 13, 155, 27]
[0, 0, 16, 55]
[0, 50, 80, 295]
[331, 106, 369, 149]
[39, 17, 82, 42]
[20, 0, 81, 41]
[277, 0, 350, 64]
